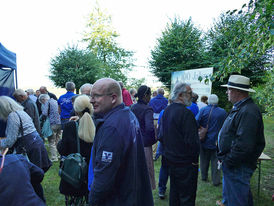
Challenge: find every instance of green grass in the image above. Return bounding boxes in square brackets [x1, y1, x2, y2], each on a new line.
[43, 116, 274, 206]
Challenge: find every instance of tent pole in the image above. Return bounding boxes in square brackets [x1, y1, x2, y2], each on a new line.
[15, 69, 18, 89]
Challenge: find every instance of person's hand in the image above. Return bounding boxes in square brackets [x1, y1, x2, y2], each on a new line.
[69, 116, 79, 121]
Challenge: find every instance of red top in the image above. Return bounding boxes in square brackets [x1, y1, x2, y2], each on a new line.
[122, 88, 133, 106]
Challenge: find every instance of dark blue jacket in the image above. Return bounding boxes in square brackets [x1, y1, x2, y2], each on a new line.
[196, 105, 227, 150]
[89, 104, 154, 206]
[131, 100, 156, 147]
[149, 94, 168, 113]
[0, 154, 45, 206]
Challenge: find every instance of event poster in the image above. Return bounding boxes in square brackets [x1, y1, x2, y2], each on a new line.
[171, 68, 213, 100]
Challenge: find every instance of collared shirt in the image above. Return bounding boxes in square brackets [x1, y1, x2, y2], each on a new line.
[233, 97, 250, 109]
[58, 91, 76, 119]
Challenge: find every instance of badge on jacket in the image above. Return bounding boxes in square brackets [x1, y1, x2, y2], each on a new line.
[102, 151, 113, 163]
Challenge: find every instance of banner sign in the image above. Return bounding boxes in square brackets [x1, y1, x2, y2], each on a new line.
[171, 68, 213, 100]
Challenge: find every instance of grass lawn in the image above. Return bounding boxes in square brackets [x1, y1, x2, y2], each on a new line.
[43, 116, 274, 206]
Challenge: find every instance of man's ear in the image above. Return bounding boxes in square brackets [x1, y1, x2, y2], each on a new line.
[111, 94, 117, 104]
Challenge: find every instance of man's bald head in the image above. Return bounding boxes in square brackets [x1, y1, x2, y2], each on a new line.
[94, 78, 122, 103]
[91, 78, 122, 115]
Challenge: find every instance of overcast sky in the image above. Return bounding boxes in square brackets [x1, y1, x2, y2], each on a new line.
[0, 0, 248, 89]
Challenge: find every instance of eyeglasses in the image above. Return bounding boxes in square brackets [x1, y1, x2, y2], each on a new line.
[90, 93, 113, 100]
[183, 91, 193, 96]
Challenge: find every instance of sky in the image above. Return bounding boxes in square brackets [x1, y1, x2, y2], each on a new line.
[0, 0, 248, 89]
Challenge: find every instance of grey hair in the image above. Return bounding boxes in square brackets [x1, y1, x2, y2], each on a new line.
[171, 83, 190, 102]
[38, 94, 50, 103]
[208, 94, 219, 105]
[80, 83, 93, 94]
[0, 96, 24, 120]
[65, 81, 75, 91]
[157, 88, 165, 95]
[129, 88, 137, 95]
[13, 89, 27, 97]
[26, 89, 35, 95]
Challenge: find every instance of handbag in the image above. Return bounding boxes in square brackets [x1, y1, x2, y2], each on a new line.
[41, 102, 53, 139]
[198, 106, 214, 142]
[59, 122, 87, 189]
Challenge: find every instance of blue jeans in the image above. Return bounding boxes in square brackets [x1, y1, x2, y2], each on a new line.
[158, 156, 169, 193]
[222, 163, 254, 206]
[155, 142, 163, 160]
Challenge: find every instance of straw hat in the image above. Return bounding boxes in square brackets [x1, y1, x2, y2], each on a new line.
[221, 75, 255, 93]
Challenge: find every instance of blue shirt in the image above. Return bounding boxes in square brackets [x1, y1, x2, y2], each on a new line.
[58, 91, 76, 119]
[187, 102, 199, 117]
[149, 94, 168, 113]
[196, 105, 227, 149]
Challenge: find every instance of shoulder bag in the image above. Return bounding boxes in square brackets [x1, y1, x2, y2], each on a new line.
[59, 122, 88, 189]
[198, 106, 214, 142]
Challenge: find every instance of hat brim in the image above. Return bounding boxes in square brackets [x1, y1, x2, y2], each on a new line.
[221, 84, 256, 93]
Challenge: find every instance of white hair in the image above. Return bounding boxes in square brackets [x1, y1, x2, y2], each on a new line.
[208, 94, 219, 105]
[38, 94, 50, 103]
[26, 89, 35, 95]
[74, 95, 95, 143]
[13, 89, 27, 97]
[0, 96, 24, 120]
[80, 83, 93, 94]
[171, 83, 189, 102]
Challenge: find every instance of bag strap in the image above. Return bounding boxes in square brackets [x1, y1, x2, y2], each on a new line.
[47, 101, 51, 116]
[206, 106, 214, 127]
[75, 121, 80, 153]
[15, 111, 24, 137]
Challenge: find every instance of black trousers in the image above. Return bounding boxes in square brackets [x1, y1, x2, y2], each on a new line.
[169, 164, 198, 206]
[200, 146, 220, 186]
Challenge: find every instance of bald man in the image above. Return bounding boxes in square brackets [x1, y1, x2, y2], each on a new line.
[89, 78, 153, 206]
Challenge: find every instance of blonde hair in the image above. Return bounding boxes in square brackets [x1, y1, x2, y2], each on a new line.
[74, 95, 95, 143]
[0, 96, 24, 120]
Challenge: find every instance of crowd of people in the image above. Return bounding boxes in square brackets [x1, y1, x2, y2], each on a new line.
[0, 74, 265, 206]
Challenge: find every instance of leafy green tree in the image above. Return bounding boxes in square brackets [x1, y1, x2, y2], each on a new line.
[206, 12, 271, 110]
[149, 18, 207, 88]
[83, 5, 134, 83]
[213, 0, 273, 80]
[49, 45, 103, 93]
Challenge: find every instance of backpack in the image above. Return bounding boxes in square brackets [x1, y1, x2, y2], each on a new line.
[59, 122, 87, 189]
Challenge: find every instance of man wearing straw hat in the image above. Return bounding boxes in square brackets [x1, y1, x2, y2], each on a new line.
[216, 75, 265, 206]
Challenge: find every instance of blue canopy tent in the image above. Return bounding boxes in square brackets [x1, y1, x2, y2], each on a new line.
[0, 42, 17, 136]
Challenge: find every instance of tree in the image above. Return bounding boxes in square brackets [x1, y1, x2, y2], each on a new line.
[206, 12, 270, 110]
[213, 0, 273, 80]
[49, 45, 103, 93]
[149, 17, 207, 88]
[83, 5, 134, 83]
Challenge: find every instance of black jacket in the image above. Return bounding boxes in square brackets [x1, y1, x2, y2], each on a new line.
[160, 103, 200, 166]
[218, 98, 265, 169]
[130, 100, 156, 147]
[57, 121, 92, 196]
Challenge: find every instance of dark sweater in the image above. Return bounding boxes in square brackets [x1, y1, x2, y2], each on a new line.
[131, 100, 156, 147]
[57, 121, 92, 196]
[160, 103, 200, 166]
